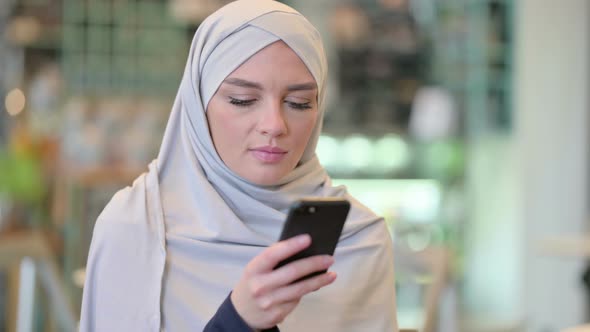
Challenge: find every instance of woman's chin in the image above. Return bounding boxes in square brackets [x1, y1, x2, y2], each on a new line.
[241, 170, 288, 187]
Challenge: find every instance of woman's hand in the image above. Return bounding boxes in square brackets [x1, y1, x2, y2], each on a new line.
[230, 234, 337, 330]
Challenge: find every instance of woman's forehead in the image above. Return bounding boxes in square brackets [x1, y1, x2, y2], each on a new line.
[222, 41, 317, 86]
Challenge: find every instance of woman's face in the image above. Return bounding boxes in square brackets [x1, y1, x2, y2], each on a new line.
[207, 41, 319, 186]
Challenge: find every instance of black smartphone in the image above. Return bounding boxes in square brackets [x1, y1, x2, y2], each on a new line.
[275, 198, 350, 281]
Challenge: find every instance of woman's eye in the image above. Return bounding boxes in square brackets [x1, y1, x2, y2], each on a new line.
[229, 97, 256, 107]
[286, 101, 312, 110]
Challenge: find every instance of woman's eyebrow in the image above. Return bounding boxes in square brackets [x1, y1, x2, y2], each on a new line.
[223, 78, 317, 92]
[223, 78, 263, 90]
[287, 82, 317, 92]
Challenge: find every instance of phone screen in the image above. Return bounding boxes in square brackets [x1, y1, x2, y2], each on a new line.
[274, 198, 350, 281]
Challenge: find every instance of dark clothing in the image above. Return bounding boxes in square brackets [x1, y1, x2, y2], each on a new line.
[204, 293, 280, 332]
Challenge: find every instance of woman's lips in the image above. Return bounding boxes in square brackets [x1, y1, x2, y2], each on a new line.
[250, 146, 288, 163]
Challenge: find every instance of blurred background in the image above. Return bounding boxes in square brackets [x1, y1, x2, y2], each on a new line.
[0, 0, 588, 331]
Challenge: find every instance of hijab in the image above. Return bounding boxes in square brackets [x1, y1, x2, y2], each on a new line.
[81, 1, 397, 331]
[157, 0, 335, 243]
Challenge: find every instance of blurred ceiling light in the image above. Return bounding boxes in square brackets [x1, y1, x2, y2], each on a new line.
[316, 135, 340, 169]
[5, 89, 26, 116]
[5, 16, 41, 46]
[373, 134, 410, 173]
[342, 135, 372, 171]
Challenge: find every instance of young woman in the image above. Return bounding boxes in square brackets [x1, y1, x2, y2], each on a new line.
[80, 1, 398, 331]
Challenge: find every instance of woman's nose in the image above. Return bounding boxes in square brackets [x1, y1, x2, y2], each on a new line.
[256, 101, 287, 137]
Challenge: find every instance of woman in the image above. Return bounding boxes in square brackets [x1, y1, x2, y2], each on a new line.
[80, 1, 398, 331]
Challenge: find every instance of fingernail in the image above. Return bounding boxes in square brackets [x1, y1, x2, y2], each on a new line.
[324, 256, 334, 265]
[296, 234, 310, 244]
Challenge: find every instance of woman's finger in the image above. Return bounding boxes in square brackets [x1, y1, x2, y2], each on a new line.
[258, 272, 337, 309]
[248, 234, 311, 273]
[256, 255, 334, 292]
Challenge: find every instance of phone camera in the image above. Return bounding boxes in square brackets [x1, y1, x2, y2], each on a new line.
[308, 206, 316, 213]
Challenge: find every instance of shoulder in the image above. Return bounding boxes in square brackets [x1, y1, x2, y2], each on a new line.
[340, 192, 390, 242]
[95, 171, 149, 231]
[88, 165, 165, 269]
[92, 164, 165, 252]
[335, 192, 394, 274]
[80, 165, 165, 331]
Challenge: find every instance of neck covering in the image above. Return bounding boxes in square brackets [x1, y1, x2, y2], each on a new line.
[153, 0, 397, 330]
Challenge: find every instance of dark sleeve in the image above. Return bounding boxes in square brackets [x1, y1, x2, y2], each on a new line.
[204, 293, 280, 332]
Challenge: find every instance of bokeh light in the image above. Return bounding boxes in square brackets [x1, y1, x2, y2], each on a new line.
[316, 135, 340, 170]
[341, 135, 372, 172]
[373, 134, 410, 173]
[5, 89, 26, 116]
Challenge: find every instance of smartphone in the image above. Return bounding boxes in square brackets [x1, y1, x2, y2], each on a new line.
[275, 198, 350, 281]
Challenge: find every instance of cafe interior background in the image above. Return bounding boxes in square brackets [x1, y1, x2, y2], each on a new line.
[0, 0, 588, 331]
